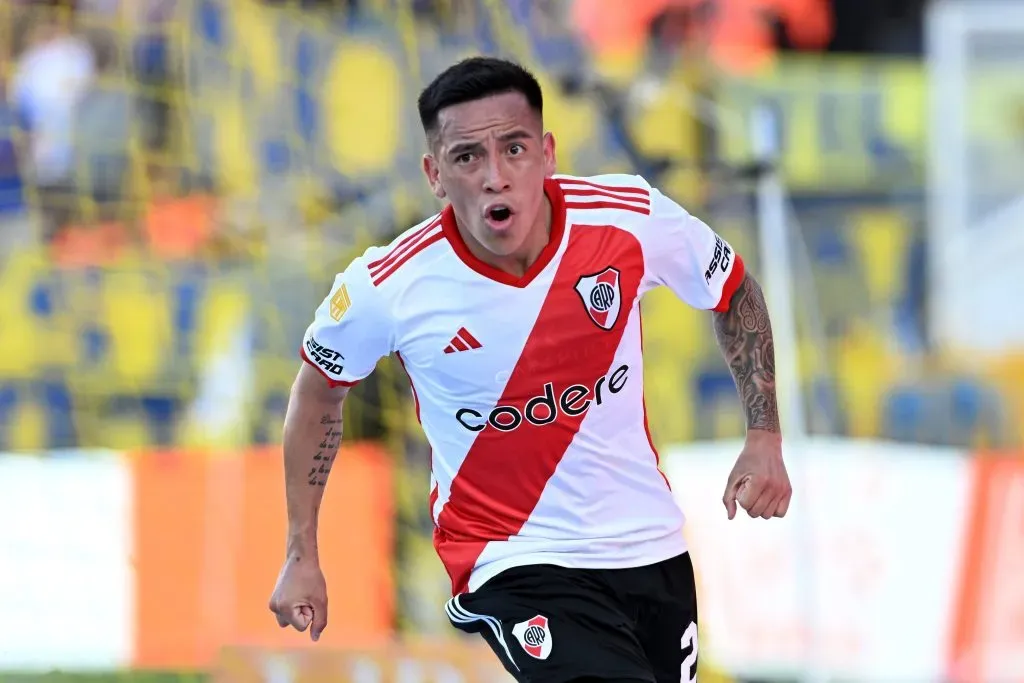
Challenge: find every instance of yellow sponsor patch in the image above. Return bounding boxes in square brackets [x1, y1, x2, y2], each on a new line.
[329, 283, 351, 321]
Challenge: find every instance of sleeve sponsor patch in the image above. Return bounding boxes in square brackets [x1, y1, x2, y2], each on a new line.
[704, 236, 733, 285]
[304, 336, 345, 376]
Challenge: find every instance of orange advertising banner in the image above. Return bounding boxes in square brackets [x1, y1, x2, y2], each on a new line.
[948, 454, 1024, 683]
[131, 443, 395, 669]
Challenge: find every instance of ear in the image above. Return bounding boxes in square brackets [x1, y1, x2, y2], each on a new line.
[542, 132, 557, 178]
[422, 154, 446, 200]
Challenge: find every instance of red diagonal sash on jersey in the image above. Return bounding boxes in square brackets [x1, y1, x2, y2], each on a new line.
[434, 225, 645, 595]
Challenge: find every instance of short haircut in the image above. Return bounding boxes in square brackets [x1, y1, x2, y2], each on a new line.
[417, 57, 544, 142]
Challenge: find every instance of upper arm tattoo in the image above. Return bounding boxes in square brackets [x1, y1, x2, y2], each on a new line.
[307, 414, 343, 487]
[712, 274, 780, 433]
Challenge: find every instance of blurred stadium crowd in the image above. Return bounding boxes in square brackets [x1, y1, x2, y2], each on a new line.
[1, 0, 1016, 456]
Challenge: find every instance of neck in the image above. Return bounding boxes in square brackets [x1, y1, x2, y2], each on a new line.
[460, 194, 552, 277]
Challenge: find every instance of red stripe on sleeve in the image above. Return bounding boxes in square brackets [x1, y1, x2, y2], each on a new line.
[564, 200, 651, 216]
[712, 254, 746, 313]
[556, 177, 650, 196]
[368, 216, 441, 272]
[371, 231, 446, 286]
[561, 188, 651, 206]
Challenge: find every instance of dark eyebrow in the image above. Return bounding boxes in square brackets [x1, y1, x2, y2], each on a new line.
[447, 130, 534, 157]
[448, 141, 483, 157]
[497, 129, 533, 143]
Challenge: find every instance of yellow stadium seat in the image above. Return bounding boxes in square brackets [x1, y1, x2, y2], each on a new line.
[536, 72, 599, 175]
[101, 416, 155, 451]
[591, 51, 646, 88]
[641, 287, 707, 443]
[834, 321, 902, 438]
[231, 0, 283, 97]
[101, 268, 174, 389]
[8, 398, 45, 452]
[879, 61, 927, 152]
[212, 96, 258, 196]
[630, 81, 700, 165]
[323, 43, 403, 175]
[851, 209, 911, 307]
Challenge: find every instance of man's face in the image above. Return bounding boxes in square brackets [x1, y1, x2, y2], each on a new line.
[422, 91, 556, 257]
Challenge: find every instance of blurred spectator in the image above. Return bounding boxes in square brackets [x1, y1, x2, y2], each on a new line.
[132, 1, 178, 155]
[0, 82, 31, 252]
[571, 0, 669, 57]
[573, 0, 833, 74]
[74, 30, 131, 218]
[0, 64, 26, 214]
[9, 5, 95, 239]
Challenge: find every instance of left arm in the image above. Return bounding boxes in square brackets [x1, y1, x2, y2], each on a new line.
[631, 177, 779, 435]
[617, 174, 791, 518]
[712, 273, 791, 520]
[711, 273, 780, 435]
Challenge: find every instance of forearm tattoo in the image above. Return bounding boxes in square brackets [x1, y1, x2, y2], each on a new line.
[307, 414, 343, 487]
[712, 274, 780, 433]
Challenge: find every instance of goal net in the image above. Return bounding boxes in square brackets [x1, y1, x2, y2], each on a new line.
[927, 0, 1024, 356]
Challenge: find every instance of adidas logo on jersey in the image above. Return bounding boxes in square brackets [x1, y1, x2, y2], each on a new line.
[455, 364, 630, 432]
[444, 327, 482, 354]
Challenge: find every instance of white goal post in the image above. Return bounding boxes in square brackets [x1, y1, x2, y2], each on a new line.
[927, 0, 1024, 356]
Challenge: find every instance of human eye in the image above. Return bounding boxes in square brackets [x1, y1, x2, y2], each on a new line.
[508, 142, 526, 155]
[454, 152, 475, 165]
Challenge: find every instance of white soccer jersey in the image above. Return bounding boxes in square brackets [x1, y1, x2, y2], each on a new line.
[301, 174, 745, 596]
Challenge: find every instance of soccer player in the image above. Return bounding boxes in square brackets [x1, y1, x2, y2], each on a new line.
[269, 57, 791, 682]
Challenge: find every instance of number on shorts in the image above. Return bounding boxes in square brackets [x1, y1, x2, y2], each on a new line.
[681, 621, 698, 683]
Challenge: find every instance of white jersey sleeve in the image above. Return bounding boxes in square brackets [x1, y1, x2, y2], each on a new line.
[640, 184, 746, 312]
[300, 254, 394, 386]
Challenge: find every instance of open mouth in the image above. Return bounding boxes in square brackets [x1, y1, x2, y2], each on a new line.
[484, 204, 514, 229]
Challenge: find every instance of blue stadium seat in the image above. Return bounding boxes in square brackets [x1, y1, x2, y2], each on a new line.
[0, 383, 19, 450]
[40, 379, 77, 449]
[807, 377, 846, 435]
[947, 377, 1005, 447]
[812, 222, 851, 267]
[883, 377, 1005, 447]
[695, 368, 740, 439]
[199, 0, 227, 46]
[141, 395, 181, 446]
[882, 385, 928, 443]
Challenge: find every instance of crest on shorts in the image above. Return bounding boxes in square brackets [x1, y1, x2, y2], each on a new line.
[574, 267, 621, 331]
[512, 615, 553, 660]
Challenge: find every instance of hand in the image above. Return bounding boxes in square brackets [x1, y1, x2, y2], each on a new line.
[722, 429, 792, 520]
[268, 555, 328, 642]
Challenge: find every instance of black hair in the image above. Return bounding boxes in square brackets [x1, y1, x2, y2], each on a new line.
[417, 57, 544, 141]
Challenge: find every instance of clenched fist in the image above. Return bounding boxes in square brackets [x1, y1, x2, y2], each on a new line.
[723, 429, 792, 520]
[268, 555, 329, 642]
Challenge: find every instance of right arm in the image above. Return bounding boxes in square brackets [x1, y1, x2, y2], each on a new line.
[283, 362, 350, 565]
[269, 253, 394, 641]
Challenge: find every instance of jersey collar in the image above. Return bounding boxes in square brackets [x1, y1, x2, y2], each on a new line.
[441, 178, 567, 288]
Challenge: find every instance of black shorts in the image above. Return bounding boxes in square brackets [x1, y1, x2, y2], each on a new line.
[445, 552, 698, 683]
